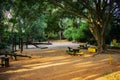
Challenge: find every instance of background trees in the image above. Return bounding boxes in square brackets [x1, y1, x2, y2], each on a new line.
[48, 0, 120, 52]
[0, 0, 13, 48]
[63, 18, 92, 42]
[0, 0, 120, 53]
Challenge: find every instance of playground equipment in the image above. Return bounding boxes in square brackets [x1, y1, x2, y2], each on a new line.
[110, 39, 120, 49]
[0, 57, 9, 67]
[66, 47, 84, 56]
[88, 47, 97, 53]
[109, 54, 113, 65]
[0, 34, 31, 60]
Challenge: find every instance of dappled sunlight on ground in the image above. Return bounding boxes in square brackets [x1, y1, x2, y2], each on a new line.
[95, 71, 120, 80]
[0, 40, 120, 80]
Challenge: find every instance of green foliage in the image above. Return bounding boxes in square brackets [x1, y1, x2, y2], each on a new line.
[45, 5, 63, 33]
[64, 20, 92, 42]
[8, 1, 48, 42]
[72, 28, 81, 41]
[0, 0, 13, 44]
[64, 27, 73, 40]
[48, 0, 120, 51]
[24, 15, 47, 42]
[0, 0, 119, 49]
[48, 33, 58, 39]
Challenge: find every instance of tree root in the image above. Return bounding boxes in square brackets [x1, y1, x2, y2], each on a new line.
[92, 49, 120, 57]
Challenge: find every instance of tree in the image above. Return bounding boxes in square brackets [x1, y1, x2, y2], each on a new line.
[0, 0, 13, 45]
[49, 0, 120, 53]
[44, 4, 65, 40]
[9, 0, 47, 42]
[63, 19, 92, 42]
[26, 15, 47, 42]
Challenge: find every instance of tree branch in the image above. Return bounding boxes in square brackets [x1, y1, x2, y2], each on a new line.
[50, 0, 89, 21]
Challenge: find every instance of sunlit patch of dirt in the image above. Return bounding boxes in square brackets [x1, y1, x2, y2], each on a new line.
[0, 40, 120, 80]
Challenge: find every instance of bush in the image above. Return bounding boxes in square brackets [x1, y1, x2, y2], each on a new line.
[63, 25, 92, 42]
[47, 33, 59, 40]
[63, 27, 73, 40]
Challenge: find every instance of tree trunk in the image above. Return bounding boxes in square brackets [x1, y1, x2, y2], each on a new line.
[96, 35, 106, 53]
[90, 24, 106, 53]
[58, 31, 62, 40]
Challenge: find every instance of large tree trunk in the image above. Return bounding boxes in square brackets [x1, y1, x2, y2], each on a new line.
[89, 24, 106, 53]
[96, 35, 106, 53]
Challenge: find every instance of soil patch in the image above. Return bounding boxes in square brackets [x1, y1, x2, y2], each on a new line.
[0, 40, 120, 80]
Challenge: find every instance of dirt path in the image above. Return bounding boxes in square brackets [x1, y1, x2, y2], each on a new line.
[0, 40, 120, 80]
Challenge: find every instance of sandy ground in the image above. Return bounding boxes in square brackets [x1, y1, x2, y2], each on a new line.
[0, 40, 120, 80]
